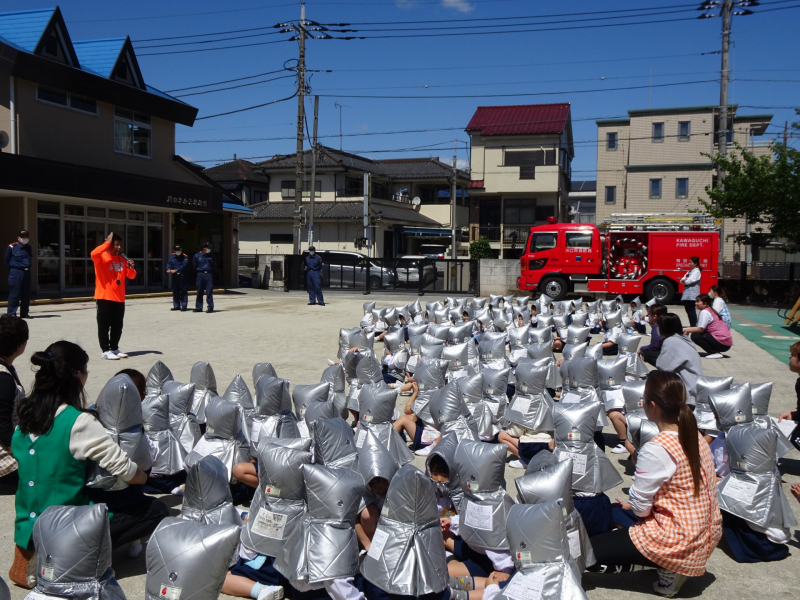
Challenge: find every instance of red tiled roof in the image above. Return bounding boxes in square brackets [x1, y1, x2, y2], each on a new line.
[467, 180, 485, 189]
[465, 103, 570, 136]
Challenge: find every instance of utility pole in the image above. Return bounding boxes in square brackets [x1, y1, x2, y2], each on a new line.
[716, 0, 733, 260]
[450, 139, 457, 260]
[363, 173, 371, 258]
[308, 95, 319, 247]
[784, 120, 789, 146]
[292, 2, 307, 255]
[334, 101, 349, 151]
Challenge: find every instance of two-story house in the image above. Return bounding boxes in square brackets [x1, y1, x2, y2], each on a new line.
[596, 105, 772, 261]
[465, 103, 574, 259]
[218, 146, 470, 257]
[0, 7, 246, 296]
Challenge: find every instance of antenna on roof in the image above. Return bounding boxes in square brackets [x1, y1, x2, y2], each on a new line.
[233, 153, 237, 161]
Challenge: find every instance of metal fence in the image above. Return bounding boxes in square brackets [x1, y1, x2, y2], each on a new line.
[721, 261, 800, 306]
[284, 255, 479, 295]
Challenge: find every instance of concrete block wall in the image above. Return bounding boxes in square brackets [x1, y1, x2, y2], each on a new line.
[479, 259, 521, 295]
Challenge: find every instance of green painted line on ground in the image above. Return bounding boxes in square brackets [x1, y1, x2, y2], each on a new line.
[729, 306, 800, 364]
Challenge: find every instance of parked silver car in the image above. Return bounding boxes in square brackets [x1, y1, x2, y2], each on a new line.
[305, 250, 396, 290]
[395, 256, 438, 287]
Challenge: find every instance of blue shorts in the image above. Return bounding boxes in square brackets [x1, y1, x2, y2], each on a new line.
[229, 555, 284, 586]
[602, 343, 618, 356]
[574, 493, 613, 537]
[722, 511, 789, 563]
[518, 442, 551, 463]
[410, 422, 425, 451]
[452, 538, 495, 577]
[357, 574, 451, 600]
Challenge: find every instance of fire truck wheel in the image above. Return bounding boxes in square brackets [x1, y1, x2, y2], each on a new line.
[539, 277, 568, 301]
[645, 278, 676, 303]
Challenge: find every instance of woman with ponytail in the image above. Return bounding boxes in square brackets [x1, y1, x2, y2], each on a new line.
[9, 341, 148, 589]
[588, 371, 721, 598]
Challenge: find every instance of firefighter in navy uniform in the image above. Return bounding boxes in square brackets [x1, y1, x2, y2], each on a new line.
[4, 231, 32, 318]
[166, 245, 189, 311]
[304, 246, 325, 306]
[193, 242, 215, 313]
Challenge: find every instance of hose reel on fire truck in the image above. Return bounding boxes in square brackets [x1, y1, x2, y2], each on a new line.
[609, 238, 648, 280]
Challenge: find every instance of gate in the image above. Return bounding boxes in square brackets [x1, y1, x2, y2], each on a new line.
[284, 254, 479, 296]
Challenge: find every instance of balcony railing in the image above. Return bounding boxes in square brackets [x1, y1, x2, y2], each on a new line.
[335, 189, 411, 203]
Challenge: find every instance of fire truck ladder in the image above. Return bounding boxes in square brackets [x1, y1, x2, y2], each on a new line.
[600, 213, 720, 232]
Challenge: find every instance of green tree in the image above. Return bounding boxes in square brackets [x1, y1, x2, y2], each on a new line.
[469, 236, 493, 259]
[701, 141, 800, 249]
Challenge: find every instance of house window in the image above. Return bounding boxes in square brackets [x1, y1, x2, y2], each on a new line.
[652, 122, 664, 143]
[504, 149, 556, 180]
[371, 180, 390, 200]
[270, 234, 294, 244]
[678, 121, 691, 142]
[281, 180, 295, 198]
[36, 86, 97, 114]
[606, 132, 618, 151]
[649, 179, 662, 199]
[676, 178, 689, 199]
[303, 180, 322, 198]
[252, 190, 268, 205]
[343, 176, 363, 196]
[605, 185, 617, 205]
[114, 108, 151, 158]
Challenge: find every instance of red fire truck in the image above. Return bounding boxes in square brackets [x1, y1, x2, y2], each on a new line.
[517, 213, 719, 302]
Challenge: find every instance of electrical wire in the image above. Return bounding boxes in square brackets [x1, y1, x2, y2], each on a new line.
[165, 68, 294, 93]
[173, 74, 296, 98]
[314, 79, 717, 99]
[134, 29, 286, 50]
[71, 2, 298, 23]
[138, 38, 290, 57]
[195, 92, 298, 120]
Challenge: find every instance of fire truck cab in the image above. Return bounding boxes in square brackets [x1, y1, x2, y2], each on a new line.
[518, 214, 719, 302]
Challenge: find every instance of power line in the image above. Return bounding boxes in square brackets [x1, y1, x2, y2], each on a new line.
[174, 74, 296, 98]
[177, 114, 627, 144]
[134, 29, 285, 50]
[311, 70, 720, 92]
[324, 2, 701, 25]
[71, 2, 298, 23]
[195, 93, 298, 121]
[134, 25, 280, 43]
[165, 68, 293, 93]
[314, 79, 717, 99]
[325, 7, 699, 34]
[138, 38, 290, 57]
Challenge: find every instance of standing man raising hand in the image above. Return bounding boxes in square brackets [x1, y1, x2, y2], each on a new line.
[91, 232, 136, 360]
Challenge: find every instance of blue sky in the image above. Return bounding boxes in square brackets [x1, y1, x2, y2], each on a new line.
[7, 0, 800, 178]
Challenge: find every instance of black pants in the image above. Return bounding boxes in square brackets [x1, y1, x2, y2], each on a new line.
[107, 494, 169, 547]
[682, 300, 698, 327]
[588, 527, 658, 572]
[96, 299, 126, 352]
[640, 347, 661, 366]
[690, 331, 731, 355]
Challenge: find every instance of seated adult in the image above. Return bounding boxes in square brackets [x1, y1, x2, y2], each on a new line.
[587, 371, 722, 597]
[655, 313, 703, 408]
[9, 341, 157, 589]
[683, 294, 732, 359]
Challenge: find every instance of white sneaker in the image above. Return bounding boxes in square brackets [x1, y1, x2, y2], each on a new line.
[705, 353, 723, 359]
[653, 567, 687, 597]
[102, 351, 120, 360]
[611, 442, 628, 454]
[415, 444, 435, 456]
[126, 540, 143, 558]
[113, 349, 129, 358]
[256, 585, 284, 600]
[327, 359, 335, 365]
[509, 459, 526, 469]
[171, 484, 185, 496]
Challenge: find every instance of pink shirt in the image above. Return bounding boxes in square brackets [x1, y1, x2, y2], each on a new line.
[702, 308, 733, 346]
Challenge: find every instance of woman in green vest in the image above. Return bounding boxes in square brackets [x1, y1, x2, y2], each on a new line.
[8, 340, 148, 588]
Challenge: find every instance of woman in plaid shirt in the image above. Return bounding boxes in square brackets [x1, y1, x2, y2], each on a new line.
[588, 370, 722, 598]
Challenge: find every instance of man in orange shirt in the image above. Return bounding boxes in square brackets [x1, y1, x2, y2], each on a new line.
[91, 232, 136, 360]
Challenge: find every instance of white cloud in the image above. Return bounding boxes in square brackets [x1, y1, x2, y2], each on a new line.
[396, 0, 417, 8]
[438, 157, 471, 170]
[441, 0, 474, 13]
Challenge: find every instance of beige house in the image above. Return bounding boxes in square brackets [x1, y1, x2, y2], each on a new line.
[208, 147, 469, 258]
[596, 105, 772, 261]
[0, 7, 247, 295]
[465, 103, 574, 258]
